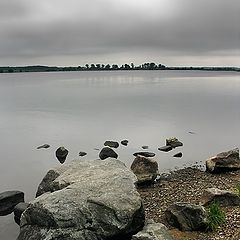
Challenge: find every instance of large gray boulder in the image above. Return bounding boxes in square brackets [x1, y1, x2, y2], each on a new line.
[206, 148, 240, 173]
[165, 203, 207, 231]
[18, 159, 145, 240]
[202, 188, 240, 206]
[131, 156, 159, 185]
[132, 219, 174, 240]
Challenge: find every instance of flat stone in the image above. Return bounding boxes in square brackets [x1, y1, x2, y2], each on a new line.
[166, 138, 183, 148]
[133, 152, 155, 158]
[173, 152, 183, 158]
[99, 147, 118, 160]
[0, 191, 24, 216]
[141, 146, 149, 149]
[121, 140, 129, 146]
[158, 146, 173, 152]
[79, 151, 87, 157]
[37, 144, 50, 149]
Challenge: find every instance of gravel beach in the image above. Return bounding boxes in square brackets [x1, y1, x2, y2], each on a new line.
[137, 167, 240, 240]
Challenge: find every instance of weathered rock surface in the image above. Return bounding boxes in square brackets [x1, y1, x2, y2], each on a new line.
[0, 191, 24, 216]
[206, 148, 240, 173]
[121, 140, 129, 146]
[166, 138, 183, 148]
[133, 152, 156, 158]
[132, 219, 174, 240]
[104, 140, 119, 148]
[173, 152, 182, 158]
[158, 146, 172, 152]
[18, 159, 144, 240]
[14, 202, 29, 225]
[99, 147, 118, 160]
[79, 151, 87, 157]
[55, 146, 69, 164]
[165, 202, 207, 231]
[202, 188, 240, 206]
[131, 156, 159, 185]
[37, 144, 50, 149]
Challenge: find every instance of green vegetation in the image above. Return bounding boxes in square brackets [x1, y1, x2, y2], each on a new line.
[206, 202, 226, 232]
[235, 184, 240, 197]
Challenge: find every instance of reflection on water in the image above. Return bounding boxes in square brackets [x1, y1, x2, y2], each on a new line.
[0, 70, 239, 239]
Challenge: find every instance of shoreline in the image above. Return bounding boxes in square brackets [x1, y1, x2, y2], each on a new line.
[137, 166, 240, 240]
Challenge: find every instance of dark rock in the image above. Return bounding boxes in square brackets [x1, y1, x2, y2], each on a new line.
[141, 146, 149, 149]
[0, 191, 24, 216]
[202, 188, 240, 206]
[165, 202, 207, 231]
[131, 155, 159, 184]
[133, 152, 155, 158]
[206, 148, 240, 173]
[18, 160, 145, 240]
[173, 152, 183, 158]
[55, 146, 69, 164]
[158, 146, 173, 152]
[132, 219, 174, 240]
[14, 202, 29, 225]
[104, 140, 119, 148]
[37, 144, 50, 149]
[79, 151, 87, 157]
[166, 137, 183, 148]
[99, 147, 118, 160]
[121, 140, 129, 146]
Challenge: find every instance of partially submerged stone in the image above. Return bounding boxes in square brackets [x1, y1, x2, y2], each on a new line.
[202, 188, 240, 206]
[132, 219, 174, 240]
[79, 151, 87, 157]
[18, 159, 144, 240]
[131, 155, 159, 185]
[166, 138, 183, 148]
[165, 202, 207, 231]
[133, 152, 156, 158]
[206, 148, 240, 173]
[55, 146, 69, 164]
[173, 152, 183, 158]
[104, 140, 119, 148]
[158, 146, 173, 152]
[121, 140, 129, 146]
[0, 191, 24, 216]
[14, 202, 29, 225]
[37, 144, 50, 149]
[99, 147, 118, 160]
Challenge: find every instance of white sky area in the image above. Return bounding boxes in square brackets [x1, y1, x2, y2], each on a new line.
[0, 0, 239, 66]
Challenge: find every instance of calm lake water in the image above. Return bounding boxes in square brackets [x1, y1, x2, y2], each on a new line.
[0, 70, 239, 239]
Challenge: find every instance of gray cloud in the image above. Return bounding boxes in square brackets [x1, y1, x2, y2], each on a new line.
[0, 0, 239, 66]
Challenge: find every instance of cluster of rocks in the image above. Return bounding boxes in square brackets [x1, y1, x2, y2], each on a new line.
[158, 137, 183, 158]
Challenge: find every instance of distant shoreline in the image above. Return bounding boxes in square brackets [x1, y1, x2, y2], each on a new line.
[0, 64, 239, 73]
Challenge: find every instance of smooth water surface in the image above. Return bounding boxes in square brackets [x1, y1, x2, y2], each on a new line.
[0, 70, 239, 239]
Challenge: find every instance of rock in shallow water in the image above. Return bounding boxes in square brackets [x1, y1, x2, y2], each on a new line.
[206, 148, 240, 173]
[166, 138, 183, 148]
[99, 147, 118, 160]
[104, 140, 119, 148]
[0, 191, 24, 216]
[55, 146, 69, 164]
[37, 144, 50, 149]
[173, 152, 182, 158]
[121, 140, 129, 146]
[79, 151, 87, 157]
[18, 159, 144, 240]
[158, 146, 173, 152]
[14, 202, 29, 225]
[133, 152, 155, 158]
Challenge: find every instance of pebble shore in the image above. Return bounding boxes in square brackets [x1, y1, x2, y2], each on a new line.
[137, 167, 240, 240]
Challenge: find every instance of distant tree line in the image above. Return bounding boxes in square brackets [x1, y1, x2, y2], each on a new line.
[0, 63, 239, 73]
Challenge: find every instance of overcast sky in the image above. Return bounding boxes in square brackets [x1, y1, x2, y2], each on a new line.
[0, 0, 239, 66]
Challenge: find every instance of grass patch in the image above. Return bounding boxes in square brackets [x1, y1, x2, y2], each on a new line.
[235, 184, 240, 197]
[206, 202, 226, 232]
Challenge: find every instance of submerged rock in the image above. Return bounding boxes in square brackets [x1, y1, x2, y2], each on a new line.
[158, 146, 173, 152]
[18, 159, 145, 240]
[141, 146, 149, 150]
[165, 202, 207, 231]
[55, 146, 69, 164]
[99, 147, 118, 160]
[104, 140, 119, 148]
[121, 140, 129, 146]
[206, 148, 240, 173]
[0, 191, 24, 216]
[37, 144, 50, 149]
[79, 151, 87, 157]
[173, 152, 183, 158]
[131, 155, 159, 185]
[133, 152, 155, 158]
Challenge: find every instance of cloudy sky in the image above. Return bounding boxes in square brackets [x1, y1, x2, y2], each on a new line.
[0, 0, 239, 66]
